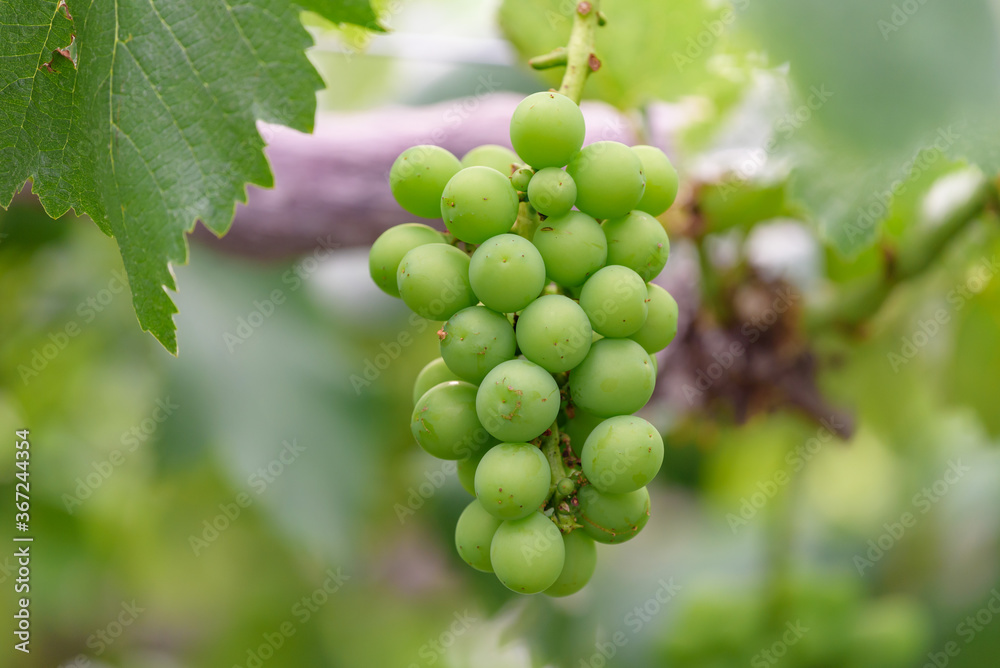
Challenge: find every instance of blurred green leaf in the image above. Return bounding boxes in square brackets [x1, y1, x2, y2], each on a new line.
[700, 180, 792, 233]
[170, 246, 383, 561]
[499, 0, 743, 109]
[739, 0, 1000, 255]
[945, 264, 1000, 436]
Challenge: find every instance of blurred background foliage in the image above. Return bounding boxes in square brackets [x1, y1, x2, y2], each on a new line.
[3, 0, 1000, 666]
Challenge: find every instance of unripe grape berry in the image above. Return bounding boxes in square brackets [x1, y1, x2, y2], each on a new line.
[563, 408, 605, 457]
[469, 234, 546, 313]
[532, 211, 607, 287]
[579, 265, 649, 338]
[581, 415, 664, 494]
[545, 531, 597, 597]
[412, 357, 462, 404]
[390, 146, 462, 218]
[474, 442, 551, 520]
[567, 141, 645, 220]
[511, 167, 534, 192]
[569, 338, 656, 417]
[602, 210, 670, 282]
[490, 511, 566, 593]
[515, 295, 592, 373]
[632, 145, 679, 216]
[577, 484, 650, 544]
[455, 500, 503, 572]
[527, 167, 577, 217]
[457, 448, 488, 496]
[628, 284, 679, 353]
[476, 359, 560, 442]
[411, 381, 491, 460]
[441, 166, 520, 244]
[440, 306, 516, 384]
[461, 144, 521, 176]
[369, 223, 445, 298]
[397, 243, 477, 320]
[510, 92, 586, 169]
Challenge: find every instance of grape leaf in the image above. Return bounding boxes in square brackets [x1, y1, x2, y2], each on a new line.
[738, 0, 1000, 256]
[0, 0, 378, 353]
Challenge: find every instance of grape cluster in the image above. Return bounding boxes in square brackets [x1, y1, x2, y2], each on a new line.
[369, 91, 680, 596]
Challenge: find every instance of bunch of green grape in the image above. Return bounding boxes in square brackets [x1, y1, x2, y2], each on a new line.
[368, 91, 680, 596]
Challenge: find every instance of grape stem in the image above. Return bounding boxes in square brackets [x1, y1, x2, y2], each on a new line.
[538, 421, 580, 532]
[555, 1, 603, 104]
[512, 201, 542, 240]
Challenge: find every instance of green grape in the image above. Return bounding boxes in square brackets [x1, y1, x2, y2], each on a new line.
[476, 359, 560, 442]
[527, 167, 577, 217]
[563, 408, 605, 457]
[474, 442, 551, 520]
[411, 381, 491, 460]
[515, 295, 592, 373]
[629, 284, 679, 353]
[440, 306, 517, 383]
[602, 210, 671, 281]
[579, 265, 649, 338]
[412, 357, 462, 404]
[511, 167, 534, 192]
[532, 211, 607, 287]
[457, 448, 487, 495]
[566, 141, 645, 220]
[545, 530, 597, 597]
[369, 224, 445, 298]
[461, 144, 521, 176]
[632, 145, 679, 216]
[390, 145, 462, 218]
[469, 234, 546, 313]
[581, 416, 664, 494]
[441, 166, 520, 244]
[455, 500, 503, 572]
[509, 91, 586, 169]
[570, 338, 655, 417]
[397, 243, 477, 321]
[490, 511, 566, 594]
[576, 484, 650, 544]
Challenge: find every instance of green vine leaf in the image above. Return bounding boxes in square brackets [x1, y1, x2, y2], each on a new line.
[739, 0, 1000, 256]
[0, 0, 378, 353]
